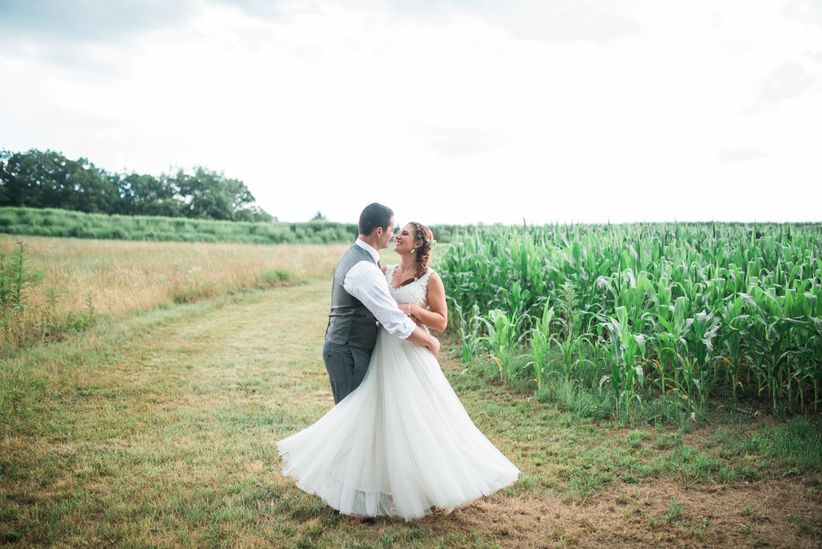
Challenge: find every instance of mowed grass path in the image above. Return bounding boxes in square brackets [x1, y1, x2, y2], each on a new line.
[2, 279, 820, 547]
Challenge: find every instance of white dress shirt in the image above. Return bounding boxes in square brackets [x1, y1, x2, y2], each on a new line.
[343, 239, 417, 340]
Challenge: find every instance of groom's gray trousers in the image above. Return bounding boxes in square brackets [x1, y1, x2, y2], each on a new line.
[322, 341, 373, 404]
[323, 244, 380, 404]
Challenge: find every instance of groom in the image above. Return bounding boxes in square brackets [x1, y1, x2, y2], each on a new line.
[323, 202, 441, 404]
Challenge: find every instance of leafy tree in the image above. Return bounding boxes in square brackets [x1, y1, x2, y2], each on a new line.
[172, 168, 234, 220]
[64, 157, 120, 213]
[0, 149, 119, 213]
[0, 149, 274, 222]
[115, 172, 181, 217]
[0, 149, 68, 208]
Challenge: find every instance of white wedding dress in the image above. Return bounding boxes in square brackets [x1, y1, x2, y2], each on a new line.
[277, 266, 519, 521]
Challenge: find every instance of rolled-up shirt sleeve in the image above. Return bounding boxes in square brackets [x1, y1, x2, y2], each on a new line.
[344, 261, 417, 339]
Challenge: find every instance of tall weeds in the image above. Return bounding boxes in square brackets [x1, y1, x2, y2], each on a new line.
[0, 241, 92, 351]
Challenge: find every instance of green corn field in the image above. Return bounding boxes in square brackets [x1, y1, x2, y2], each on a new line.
[438, 223, 822, 419]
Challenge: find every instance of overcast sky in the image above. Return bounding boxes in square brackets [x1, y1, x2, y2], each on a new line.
[1, 0, 820, 224]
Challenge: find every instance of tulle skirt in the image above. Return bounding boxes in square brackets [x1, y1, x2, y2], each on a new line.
[276, 328, 519, 521]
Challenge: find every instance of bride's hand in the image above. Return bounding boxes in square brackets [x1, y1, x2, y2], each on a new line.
[400, 304, 425, 326]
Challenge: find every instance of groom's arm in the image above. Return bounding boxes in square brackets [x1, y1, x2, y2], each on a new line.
[344, 261, 417, 338]
[344, 261, 439, 356]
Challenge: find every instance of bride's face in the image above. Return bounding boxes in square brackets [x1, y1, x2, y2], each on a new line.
[393, 224, 419, 255]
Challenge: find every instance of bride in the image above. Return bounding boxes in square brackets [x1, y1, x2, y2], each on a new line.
[277, 222, 519, 521]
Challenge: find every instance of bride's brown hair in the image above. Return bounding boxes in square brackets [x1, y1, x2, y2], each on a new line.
[397, 222, 434, 287]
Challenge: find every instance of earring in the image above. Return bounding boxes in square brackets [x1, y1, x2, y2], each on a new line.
[411, 248, 416, 254]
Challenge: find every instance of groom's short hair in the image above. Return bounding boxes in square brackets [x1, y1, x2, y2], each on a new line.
[359, 203, 394, 236]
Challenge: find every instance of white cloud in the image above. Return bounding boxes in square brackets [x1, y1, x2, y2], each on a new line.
[759, 62, 815, 103]
[0, 0, 820, 224]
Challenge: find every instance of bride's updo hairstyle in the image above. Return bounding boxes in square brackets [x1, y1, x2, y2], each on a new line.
[409, 222, 434, 281]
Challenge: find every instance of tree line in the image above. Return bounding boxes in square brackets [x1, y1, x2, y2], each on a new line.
[0, 149, 273, 222]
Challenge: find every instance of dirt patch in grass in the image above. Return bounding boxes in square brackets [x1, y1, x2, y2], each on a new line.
[409, 475, 822, 548]
[315, 475, 821, 547]
[678, 415, 765, 449]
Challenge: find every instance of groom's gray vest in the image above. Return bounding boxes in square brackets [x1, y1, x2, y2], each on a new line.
[324, 245, 379, 350]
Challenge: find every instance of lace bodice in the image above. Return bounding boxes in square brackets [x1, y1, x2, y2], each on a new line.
[386, 265, 432, 308]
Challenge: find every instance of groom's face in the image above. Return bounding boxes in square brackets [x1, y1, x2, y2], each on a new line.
[377, 217, 396, 249]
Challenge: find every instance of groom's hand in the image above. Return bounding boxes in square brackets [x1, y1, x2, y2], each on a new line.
[407, 326, 440, 357]
[426, 335, 441, 357]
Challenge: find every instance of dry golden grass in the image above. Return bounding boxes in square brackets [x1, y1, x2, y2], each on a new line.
[0, 235, 349, 320]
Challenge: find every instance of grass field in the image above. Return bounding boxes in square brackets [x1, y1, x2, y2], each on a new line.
[0, 235, 349, 352]
[0, 235, 347, 318]
[1, 237, 820, 546]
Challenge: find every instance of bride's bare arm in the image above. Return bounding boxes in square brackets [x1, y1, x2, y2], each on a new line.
[398, 273, 448, 332]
